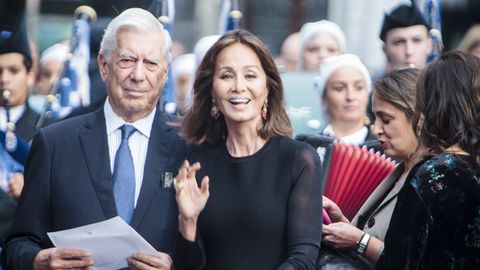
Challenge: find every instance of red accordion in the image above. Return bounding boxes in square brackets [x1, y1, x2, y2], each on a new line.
[322, 143, 397, 221]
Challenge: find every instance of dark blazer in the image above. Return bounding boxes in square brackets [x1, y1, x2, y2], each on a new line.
[1, 107, 189, 270]
[15, 105, 40, 142]
[0, 189, 16, 246]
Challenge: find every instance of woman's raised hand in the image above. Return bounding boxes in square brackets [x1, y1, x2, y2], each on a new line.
[174, 160, 209, 241]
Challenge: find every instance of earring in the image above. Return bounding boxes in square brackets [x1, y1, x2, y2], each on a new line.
[261, 99, 268, 121]
[211, 98, 220, 120]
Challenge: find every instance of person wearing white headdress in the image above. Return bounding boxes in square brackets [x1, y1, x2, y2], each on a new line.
[34, 43, 69, 95]
[299, 20, 347, 71]
[171, 53, 195, 115]
[316, 54, 375, 145]
[193, 35, 221, 69]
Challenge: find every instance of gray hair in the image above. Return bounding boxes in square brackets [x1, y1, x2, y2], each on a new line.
[99, 8, 172, 63]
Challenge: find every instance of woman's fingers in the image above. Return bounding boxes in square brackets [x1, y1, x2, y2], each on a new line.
[200, 176, 209, 196]
[187, 162, 201, 180]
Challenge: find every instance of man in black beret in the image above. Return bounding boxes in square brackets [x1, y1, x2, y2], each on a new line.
[0, 13, 40, 142]
[380, 0, 432, 72]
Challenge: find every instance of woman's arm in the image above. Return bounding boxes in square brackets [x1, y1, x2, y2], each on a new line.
[172, 160, 209, 270]
[279, 145, 323, 270]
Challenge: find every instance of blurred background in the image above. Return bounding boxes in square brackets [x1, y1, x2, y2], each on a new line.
[1, 0, 479, 136]
[2, 0, 477, 73]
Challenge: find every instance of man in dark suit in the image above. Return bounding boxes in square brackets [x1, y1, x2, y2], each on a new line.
[1, 8, 188, 270]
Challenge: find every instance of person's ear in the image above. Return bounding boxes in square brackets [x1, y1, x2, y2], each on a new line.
[98, 54, 107, 81]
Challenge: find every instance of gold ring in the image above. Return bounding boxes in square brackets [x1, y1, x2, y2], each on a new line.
[173, 177, 184, 192]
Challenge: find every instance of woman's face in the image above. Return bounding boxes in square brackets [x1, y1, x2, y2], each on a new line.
[302, 32, 341, 71]
[372, 95, 417, 160]
[212, 43, 268, 129]
[323, 66, 368, 125]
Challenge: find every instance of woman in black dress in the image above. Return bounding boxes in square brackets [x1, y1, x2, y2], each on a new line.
[172, 30, 324, 270]
[377, 50, 480, 269]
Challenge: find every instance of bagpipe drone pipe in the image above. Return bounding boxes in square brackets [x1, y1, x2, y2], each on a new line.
[36, 6, 97, 128]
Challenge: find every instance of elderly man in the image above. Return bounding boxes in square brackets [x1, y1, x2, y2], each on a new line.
[1, 8, 188, 270]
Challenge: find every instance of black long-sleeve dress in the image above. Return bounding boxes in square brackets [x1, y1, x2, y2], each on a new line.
[377, 153, 480, 269]
[173, 136, 324, 270]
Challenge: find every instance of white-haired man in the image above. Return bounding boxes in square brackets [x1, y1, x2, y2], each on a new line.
[1, 8, 188, 270]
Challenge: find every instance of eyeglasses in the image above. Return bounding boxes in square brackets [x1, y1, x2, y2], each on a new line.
[115, 54, 163, 72]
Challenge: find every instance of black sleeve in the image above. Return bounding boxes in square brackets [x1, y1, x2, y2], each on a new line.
[1, 130, 53, 270]
[172, 230, 206, 270]
[279, 144, 323, 270]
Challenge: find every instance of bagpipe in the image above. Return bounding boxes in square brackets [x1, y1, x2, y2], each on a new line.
[423, 0, 443, 61]
[36, 6, 97, 128]
[218, 0, 242, 34]
[297, 134, 397, 221]
[0, 91, 29, 192]
[150, 0, 177, 113]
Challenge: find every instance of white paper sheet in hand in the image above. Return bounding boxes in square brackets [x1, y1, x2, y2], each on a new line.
[47, 216, 158, 270]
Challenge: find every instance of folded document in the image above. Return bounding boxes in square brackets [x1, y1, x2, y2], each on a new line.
[48, 216, 158, 270]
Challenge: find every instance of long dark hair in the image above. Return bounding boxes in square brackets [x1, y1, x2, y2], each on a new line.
[413, 50, 480, 164]
[181, 29, 292, 145]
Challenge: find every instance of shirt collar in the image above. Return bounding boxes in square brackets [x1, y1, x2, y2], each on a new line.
[104, 97, 156, 138]
[323, 124, 369, 146]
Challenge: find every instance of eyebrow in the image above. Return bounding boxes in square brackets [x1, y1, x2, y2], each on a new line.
[118, 53, 162, 63]
[217, 64, 260, 71]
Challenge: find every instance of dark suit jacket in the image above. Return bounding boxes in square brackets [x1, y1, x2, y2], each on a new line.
[0, 189, 16, 246]
[1, 107, 189, 270]
[15, 105, 40, 142]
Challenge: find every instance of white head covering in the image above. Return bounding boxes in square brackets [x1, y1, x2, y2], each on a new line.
[171, 53, 196, 81]
[314, 54, 371, 99]
[39, 43, 69, 67]
[193, 35, 221, 69]
[299, 20, 347, 68]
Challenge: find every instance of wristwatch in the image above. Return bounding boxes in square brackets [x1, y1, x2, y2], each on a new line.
[356, 233, 371, 255]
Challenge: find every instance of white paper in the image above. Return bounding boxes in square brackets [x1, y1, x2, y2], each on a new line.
[47, 216, 158, 270]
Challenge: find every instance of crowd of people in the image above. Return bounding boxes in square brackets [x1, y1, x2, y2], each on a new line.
[0, 1, 479, 270]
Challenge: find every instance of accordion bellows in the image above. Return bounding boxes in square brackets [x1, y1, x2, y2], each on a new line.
[323, 143, 397, 221]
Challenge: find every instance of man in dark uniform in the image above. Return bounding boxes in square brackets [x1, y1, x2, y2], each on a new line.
[0, 11, 40, 142]
[368, 1, 432, 122]
[379, 1, 432, 74]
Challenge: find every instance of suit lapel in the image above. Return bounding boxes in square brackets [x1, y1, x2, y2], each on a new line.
[130, 111, 175, 228]
[79, 109, 118, 219]
[352, 162, 404, 226]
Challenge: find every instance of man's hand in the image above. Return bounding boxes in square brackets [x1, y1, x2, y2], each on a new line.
[128, 252, 173, 270]
[33, 248, 94, 270]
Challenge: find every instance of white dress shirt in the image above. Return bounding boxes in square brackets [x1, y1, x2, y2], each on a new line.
[104, 98, 156, 207]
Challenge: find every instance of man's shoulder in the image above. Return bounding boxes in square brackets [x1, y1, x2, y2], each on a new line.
[40, 110, 100, 136]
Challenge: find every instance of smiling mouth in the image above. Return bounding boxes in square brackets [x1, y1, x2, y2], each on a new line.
[229, 98, 251, 105]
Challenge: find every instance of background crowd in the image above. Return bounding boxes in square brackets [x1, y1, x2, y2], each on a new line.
[0, 0, 479, 269]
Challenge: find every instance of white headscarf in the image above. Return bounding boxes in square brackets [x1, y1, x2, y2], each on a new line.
[39, 43, 69, 67]
[314, 54, 371, 99]
[299, 20, 347, 69]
